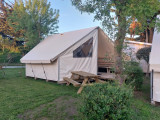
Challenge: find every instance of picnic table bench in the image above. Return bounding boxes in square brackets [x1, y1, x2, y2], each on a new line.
[63, 71, 106, 94]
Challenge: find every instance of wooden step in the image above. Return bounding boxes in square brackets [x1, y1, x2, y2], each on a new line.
[63, 77, 81, 87]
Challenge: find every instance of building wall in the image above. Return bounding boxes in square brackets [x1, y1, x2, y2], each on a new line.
[123, 41, 151, 73]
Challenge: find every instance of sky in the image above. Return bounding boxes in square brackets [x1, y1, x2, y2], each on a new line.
[8, 0, 102, 33]
[50, 0, 102, 33]
[8, 0, 131, 38]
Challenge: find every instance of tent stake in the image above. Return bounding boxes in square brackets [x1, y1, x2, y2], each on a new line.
[30, 63, 36, 79]
[41, 63, 48, 82]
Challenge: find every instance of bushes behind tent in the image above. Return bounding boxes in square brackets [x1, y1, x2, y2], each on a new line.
[0, 49, 22, 63]
[124, 61, 144, 91]
[79, 83, 133, 120]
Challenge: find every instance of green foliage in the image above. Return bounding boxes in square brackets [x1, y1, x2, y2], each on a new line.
[71, 0, 160, 83]
[71, 0, 131, 38]
[124, 61, 144, 91]
[128, 0, 160, 31]
[71, 0, 160, 38]
[1, 69, 160, 119]
[0, 49, 22, 63]
[136, 47, 151, 63]
[8, 0, 59, 50]
[79, 83, 133, 120]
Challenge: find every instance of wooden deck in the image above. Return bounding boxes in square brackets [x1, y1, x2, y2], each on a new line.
[99, 72, 115, 80]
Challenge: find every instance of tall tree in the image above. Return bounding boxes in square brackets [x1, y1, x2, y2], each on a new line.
[71, 0, 131, 84]
[71, 0, 160, 84]
[128, 0, 160, 43]
[0, 0, 23, 52]
[8, 0, 59, 50]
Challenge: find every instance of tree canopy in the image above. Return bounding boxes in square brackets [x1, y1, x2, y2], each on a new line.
[8, 0, 59, 50]
[0, 0, 23, 52]
[136, 47, 151, 63]
[71, 0, 160, 83]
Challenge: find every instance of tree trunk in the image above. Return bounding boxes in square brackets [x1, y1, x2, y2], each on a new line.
[148, 27, 154, 43]
[139, 32, 146, 42]
[146, 29, 148, 43]
[114, 12, 126, 85]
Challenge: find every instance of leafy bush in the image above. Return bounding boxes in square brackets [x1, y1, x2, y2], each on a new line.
[124, 61, 144, 91]
[79, 83, 133, 120]
[136, 47, 151, 63]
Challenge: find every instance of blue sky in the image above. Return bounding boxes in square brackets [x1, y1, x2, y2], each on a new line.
[9, 0, 101, 33]
[50, 0, 102, 33]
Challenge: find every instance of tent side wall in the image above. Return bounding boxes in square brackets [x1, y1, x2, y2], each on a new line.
[150, 64, 160, 72]
[149, 26, 160, 103]
[58, 29, 98, 81]
[152, 72, 160, 102]
[26, 60, 58, 81]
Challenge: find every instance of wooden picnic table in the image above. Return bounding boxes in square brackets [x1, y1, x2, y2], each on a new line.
[64, 71, 106, 94]
[71, 71, 99, 78]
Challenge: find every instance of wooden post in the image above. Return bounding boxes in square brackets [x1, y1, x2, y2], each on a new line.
[41, 63, 48, 82]
[30, 63, 36, 80]
[77, 77, 88, 94]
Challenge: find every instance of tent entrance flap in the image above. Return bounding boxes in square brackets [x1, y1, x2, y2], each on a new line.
[97, 28, 114, 74]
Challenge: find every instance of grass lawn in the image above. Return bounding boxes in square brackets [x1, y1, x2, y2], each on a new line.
[0, 69, 79, 120]
[0, 68, 160, 120]
[131, 78, 160, 120]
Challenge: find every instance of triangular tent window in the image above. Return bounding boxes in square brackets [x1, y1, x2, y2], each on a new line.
[73, 37, 93, 58]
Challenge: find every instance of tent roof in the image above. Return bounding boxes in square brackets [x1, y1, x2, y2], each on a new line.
[21, 26, 99, 63]
[150, 29, 160, 66]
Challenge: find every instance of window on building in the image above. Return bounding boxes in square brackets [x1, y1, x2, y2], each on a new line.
[73, 37, 93, 58]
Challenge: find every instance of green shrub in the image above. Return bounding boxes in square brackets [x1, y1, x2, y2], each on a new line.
[79, 83, 133, 120]
[0, 49, 22, 63]
[124, 61, 144, 91]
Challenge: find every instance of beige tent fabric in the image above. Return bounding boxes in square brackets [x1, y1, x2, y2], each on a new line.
[153, 72, 160, 102]
[150, 29, 160, 72]
[59, 29, 98, 81]
[98, 28, 114, 59]
[26, 60, 58, 81]
[149, 23, 160, 102]
[21, 26, 98, 63]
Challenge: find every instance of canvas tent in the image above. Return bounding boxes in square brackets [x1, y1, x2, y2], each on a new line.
[21, 27, 114, 82]
[150, 28, 160, 104]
